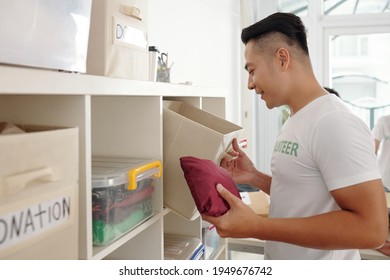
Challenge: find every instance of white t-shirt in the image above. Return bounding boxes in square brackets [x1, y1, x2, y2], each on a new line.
[264, 94, 381, 260]
[372, 114, 390, 188]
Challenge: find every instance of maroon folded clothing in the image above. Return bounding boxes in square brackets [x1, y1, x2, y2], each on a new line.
[180, 156, 241, 217]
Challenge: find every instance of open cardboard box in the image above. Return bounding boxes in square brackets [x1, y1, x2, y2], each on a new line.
[163, 100, 242, 220]
[240, 191, 269, 217]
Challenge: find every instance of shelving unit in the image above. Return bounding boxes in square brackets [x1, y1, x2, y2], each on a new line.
[0, 65, 227, 260]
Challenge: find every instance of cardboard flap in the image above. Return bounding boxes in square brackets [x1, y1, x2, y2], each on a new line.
[163, 100, 243, 220]
[164, 100, 242, 134]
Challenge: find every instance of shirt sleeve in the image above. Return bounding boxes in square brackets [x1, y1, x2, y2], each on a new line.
[372, 116, 384, 141]
[311, 111, 381, 191]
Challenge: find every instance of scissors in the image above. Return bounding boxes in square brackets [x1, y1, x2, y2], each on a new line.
[159, 53, 168, 68]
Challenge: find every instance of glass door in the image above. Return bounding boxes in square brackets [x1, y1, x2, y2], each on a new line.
[323, 27, 390, 129]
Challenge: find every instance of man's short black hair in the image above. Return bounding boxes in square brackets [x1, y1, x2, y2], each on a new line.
[241, 12, 309, 55]
[324, 87, 340, 98]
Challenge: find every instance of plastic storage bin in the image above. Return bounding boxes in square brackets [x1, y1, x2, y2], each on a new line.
[164, 234, 204, 260]
[202, 221, 223, 260]
[91, 157, 161, 246]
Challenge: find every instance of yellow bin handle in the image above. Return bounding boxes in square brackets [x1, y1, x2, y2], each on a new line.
[127, 160, 162, 190]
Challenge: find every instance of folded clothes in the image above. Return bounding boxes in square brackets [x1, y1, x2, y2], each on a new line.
[92, 178, 155, 245]
[92, 180, 154, 223]
[180, 156, 241, 217]
[93, 197, 153, 246]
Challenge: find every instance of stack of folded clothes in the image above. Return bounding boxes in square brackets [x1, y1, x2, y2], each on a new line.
[92, 178, 154, 246]
[91, 157, 161, 246]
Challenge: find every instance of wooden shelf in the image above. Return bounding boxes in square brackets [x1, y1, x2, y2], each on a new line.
[0, 65, 227, 260]
[0, 65, 226, 97]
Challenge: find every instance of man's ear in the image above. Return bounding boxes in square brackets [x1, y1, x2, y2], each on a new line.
[276, 47, 290, 70]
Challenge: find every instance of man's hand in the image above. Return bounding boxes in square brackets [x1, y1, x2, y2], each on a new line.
[202, 183, 262, 239]
[220, 138, 257, 185]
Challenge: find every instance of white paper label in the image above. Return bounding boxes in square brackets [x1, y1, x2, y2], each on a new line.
[0, 196, 71, 250]
[113, 17, 147, 49]
[240, 192, 252, 205]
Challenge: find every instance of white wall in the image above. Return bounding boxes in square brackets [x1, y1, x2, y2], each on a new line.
[148, 0, 241, 123]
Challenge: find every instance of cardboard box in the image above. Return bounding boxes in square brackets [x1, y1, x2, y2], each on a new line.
[0, 125, 79, 259]
[87, 0, 149, 80]
[0, 1, 92, 72]
[240, 191, 269, 217]
[163, 100, 242, 220]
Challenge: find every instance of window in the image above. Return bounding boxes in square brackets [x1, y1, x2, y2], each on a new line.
[244, 0, 390, 171]
[277, 0, 308, 16]
[329, 33, 390, 128]
[332, 35, 370, 57]
[278, 0, 390, 15]
[324, 0, 390, 15]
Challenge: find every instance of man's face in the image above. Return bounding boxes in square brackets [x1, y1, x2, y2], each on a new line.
[244, 40, 284, 109]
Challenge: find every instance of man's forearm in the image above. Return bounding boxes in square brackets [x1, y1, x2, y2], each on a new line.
[250, 170, 272, 195]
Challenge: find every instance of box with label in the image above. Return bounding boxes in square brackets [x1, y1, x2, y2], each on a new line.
[0, 0, 92, 72]
[91, 157, 161, 246]
[87, 0, 149, 80]
[0, 125, 79, 259]
[240, 191, 269, 217]
[163, 100, 243, 220]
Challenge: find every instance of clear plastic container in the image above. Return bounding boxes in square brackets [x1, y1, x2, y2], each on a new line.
[91, 157, 161, 246]
[202, 221, 222, 260]
[164, 234, 204, 260]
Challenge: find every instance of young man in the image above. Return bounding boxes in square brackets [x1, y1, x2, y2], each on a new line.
[202, 12, 388, 259]
[372, 114, 390, 256]
[372, 114, 390, 192]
